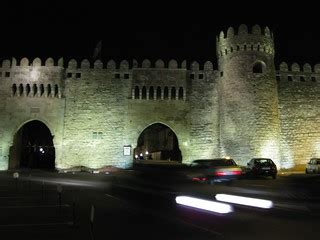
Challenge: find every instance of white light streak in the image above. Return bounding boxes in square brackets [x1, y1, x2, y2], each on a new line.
[175, 196, 233, 214]
[215, 194, 273, 209]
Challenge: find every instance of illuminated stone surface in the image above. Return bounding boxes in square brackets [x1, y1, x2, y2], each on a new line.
[0, 24, 319, 170]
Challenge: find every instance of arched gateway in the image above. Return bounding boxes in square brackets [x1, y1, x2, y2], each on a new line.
[134, 123, 182, 163]
[9, 120, 55, 170]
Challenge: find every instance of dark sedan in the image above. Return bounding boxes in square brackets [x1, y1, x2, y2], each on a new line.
[246, 158, 277, 179]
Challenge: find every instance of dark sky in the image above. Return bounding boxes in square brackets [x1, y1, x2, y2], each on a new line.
[1, 1, 319, 67]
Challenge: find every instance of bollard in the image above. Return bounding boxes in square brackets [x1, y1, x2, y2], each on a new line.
[57, 184, 62, 211]
[41, 181, 44, 201]
[13, 172, 19, 192]
[90, 205, 95, 240]
[58, 192, 62, 210]
[28, 174, 31, 191]
[72, 201, 76, 226]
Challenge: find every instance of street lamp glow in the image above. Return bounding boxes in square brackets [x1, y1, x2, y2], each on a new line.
[140, 153, 143, 157]
[145, 151, 149, 155]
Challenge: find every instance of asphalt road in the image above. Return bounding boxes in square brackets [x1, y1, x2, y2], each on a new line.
[0, 169, 319, 240]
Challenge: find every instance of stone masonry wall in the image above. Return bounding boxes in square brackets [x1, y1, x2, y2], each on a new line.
[62, 60, 130, 168]
[217, 24, 281, 167]
[188, 61, 220, 161]
[277, 62, 320, 168]
[2, 24, 320, 170]
[0, 57, 65, 170]
[125, 64, 191, 163]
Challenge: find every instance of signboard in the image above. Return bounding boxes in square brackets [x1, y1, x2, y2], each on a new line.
[123, 145, 131, 156]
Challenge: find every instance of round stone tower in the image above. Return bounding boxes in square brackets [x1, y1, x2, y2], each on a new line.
[217, 24, 281, 167]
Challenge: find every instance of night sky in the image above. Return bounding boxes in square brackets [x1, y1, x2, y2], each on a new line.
[1, 1, 319, 67]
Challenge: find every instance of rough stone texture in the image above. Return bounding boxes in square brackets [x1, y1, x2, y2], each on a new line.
[188, 68, 219, 162]
[0, 62, 65, 169]
[126, 68, 192, 163]
[277, 66, 320, 168]
[217, 26, 281, 167]
[0, 25, 319, 170]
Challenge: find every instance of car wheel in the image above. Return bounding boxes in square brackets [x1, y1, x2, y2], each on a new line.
[305, 168, 309, 174]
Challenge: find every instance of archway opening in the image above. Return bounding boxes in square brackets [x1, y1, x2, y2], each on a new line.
[253, 61, 265, 73]
[9, 120, 55, 170]
[134, 123, 182, 163]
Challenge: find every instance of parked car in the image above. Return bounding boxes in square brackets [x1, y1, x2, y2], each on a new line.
[305, 158, 320, 174]
[246, 158, 277, 179]
[187, 158, 242, 185]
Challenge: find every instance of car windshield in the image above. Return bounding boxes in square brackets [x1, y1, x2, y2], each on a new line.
[193, 159, 237, 167]
[254, 159, 273, 165]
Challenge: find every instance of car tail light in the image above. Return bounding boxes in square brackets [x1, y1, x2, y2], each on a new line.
[231, 170, 241, 175]
[215, 171, 227, 176]
[215, 170, 241, 176]
[192, 177, 207, 181]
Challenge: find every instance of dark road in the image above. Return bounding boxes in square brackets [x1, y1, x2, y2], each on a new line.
[0, 169, 319, 240]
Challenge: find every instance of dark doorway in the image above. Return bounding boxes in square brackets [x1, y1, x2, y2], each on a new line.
[253, 62, 264, 73]
[134, 123, 182, 162]
[9, 120, 55, 169]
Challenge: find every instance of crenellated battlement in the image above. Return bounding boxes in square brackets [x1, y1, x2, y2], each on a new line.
[277, 62, 320, 83]
[216, 24, 274, 58]
[1, 58, 217, 72]
[217, 24, 273, 41]
[0, 57, 64, 68]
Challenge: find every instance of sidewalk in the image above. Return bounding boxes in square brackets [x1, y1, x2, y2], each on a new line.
[278, 164, 305, 175]
[278, 170, 304, 176]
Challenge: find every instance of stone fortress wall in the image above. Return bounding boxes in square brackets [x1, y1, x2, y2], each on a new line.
[0, 24, 319, 170]
[276, 62, 320, 168]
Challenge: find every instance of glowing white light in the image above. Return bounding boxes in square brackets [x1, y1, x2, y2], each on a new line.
[278, 141, 294, 169]
[140, 153, 143, 157]
[135, 155, 138, 159]
[183, 141, 188, 147]
[39, 147, 43, 152]
[175, 196, 233, 214]
[259, 139, 280, 168]
[30, 69, 40, 80]
[225, 156, 231, 160]
[215, 194, 273, 209]
[145, 151, 149, 155]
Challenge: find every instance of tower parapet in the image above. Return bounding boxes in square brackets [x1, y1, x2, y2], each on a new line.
[217, 24, 274, 59]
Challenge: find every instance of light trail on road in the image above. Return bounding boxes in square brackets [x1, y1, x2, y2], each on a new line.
[215, 194, 273, 209]
[176, 196, 233, 214]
